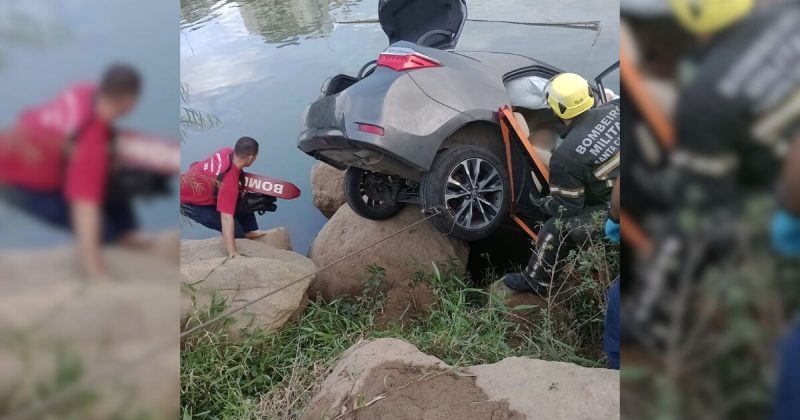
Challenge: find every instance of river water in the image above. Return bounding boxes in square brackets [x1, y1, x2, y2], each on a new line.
[0, 0, 178, 248]
[180, 0, 619, 254]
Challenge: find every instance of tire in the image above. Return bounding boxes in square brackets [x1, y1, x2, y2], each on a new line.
[344, 167, 405, 220]
[421, 145, 511, 241]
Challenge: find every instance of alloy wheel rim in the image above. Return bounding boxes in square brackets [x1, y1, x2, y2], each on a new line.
[443, 158, 503, 230]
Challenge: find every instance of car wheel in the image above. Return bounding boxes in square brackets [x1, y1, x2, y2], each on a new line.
[344, 167, 405, 220]
[421, 145, 511, 241]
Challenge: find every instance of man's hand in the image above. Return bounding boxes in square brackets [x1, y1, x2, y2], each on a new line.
[70, 199, 106, 279]
[220, 212, 238, 258]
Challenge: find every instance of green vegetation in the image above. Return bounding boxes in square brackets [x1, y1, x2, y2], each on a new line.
[181, 232, 618, 419]
[180, 82, 222, 142]
[620, 200, 800, 419]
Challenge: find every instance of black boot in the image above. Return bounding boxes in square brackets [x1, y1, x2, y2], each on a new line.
[501, 272, 550, 296]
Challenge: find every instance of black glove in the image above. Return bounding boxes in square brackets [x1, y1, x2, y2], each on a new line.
[529, 194, 552, 214]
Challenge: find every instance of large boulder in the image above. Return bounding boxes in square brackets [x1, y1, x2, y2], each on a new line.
[256, 226, 293, 251]
[180, 236, 315, 330]
[471, 357, 619, 419]
[0, 242, 178, 419]
[303, 338, 619, 420]
[311, 162, 346, 219]
[307, 205, 469, 301]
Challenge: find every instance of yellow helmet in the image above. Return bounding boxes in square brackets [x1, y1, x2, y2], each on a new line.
[545, 73, 595, 120]
[670, 0, 754, 35]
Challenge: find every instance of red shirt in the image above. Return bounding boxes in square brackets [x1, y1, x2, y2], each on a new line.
[180, 148, 241, 215]
[0, 83, 111, 203]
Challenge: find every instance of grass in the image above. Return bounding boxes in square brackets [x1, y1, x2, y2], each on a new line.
[619, 198, 800, 419]
[181, 229, 618, 419]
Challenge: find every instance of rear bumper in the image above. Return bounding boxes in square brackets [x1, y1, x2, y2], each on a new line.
[297, 68, 469, 180]
[298, 127, 425, 180]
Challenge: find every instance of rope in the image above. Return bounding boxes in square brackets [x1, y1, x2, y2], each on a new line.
[333, 18, 601, 32]
[4, 208, 442, 420]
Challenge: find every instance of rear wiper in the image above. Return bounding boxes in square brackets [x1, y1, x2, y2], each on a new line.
[333, 18, 600, 32]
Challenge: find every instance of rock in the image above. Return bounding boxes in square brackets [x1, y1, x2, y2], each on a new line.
[255, 226, 293, 250]
[180, 230, 301, 264]
[307, 205, 469, 301]
[311, 162, 346, 219]
[149, 229, 181, 263]
[470, 357, 620, 419]
[180, 238, 316, 331]
[0, 245, 178, 418]
[303, 338, 619, 420]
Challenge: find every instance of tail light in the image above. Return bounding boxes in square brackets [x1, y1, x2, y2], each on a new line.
[357, 123, 385, 136]
[377, 47, 441, 71]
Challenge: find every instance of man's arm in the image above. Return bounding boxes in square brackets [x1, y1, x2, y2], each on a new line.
[221, 212, 237, 258]
[71, 199, 105, 278]
[539, 157, 586, 218]
[64, 121, 109, 278]
[670, 105, 739, 208]
[217, 167, 240, 258]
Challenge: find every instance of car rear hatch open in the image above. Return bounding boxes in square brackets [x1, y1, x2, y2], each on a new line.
[378, 0, 467, 50]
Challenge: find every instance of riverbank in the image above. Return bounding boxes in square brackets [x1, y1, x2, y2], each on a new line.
[180, 233, 617, 418]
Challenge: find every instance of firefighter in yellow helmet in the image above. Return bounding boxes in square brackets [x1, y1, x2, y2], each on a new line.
[670, 0, 754, 36]
[665, 0, 799, 211]
[502, 73, 620, 295]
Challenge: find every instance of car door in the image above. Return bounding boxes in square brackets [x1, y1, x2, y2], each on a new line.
[594, 61, 621, 103]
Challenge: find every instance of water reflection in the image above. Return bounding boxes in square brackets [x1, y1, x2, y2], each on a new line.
[182, 0, 365, 45]
[180, 0, 619, 253]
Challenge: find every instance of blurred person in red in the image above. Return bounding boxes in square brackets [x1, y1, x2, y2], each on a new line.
[0, 64, 145, 280]
[180, 137, 276, 259]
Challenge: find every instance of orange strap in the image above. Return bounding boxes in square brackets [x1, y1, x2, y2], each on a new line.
[619, 43, 674, 253]
[499, 106, 538, 241]
[512, 215, 537, 240]
[620, 210, 654, 257]
[499, 105, 550, 182]
[500, 118, 517, 204]
[620, 44, 675, 150]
